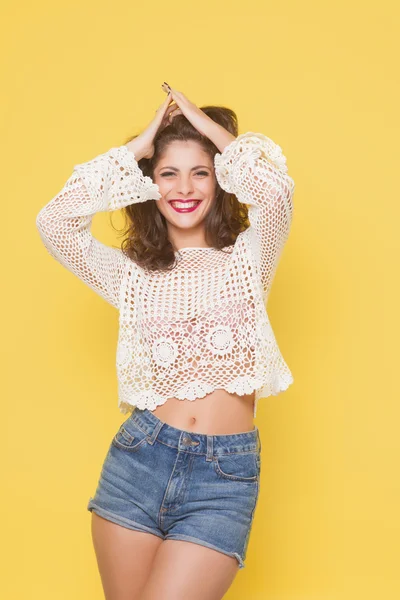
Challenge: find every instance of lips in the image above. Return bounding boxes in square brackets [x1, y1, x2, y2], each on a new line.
[168, 199, 202, 213]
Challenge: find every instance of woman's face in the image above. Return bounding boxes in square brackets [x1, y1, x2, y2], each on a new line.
[153, 140, 217, 239]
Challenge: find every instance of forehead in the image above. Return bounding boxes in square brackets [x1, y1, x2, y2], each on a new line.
[157, 140, 212, 168]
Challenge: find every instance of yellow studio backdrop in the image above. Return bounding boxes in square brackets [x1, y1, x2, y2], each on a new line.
[2, 0, 399, 598]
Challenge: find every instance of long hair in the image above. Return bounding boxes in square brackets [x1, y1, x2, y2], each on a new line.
[115, 105, 249, 272]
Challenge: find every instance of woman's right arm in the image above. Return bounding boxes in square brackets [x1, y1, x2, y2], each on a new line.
[36, 143, 161, 309]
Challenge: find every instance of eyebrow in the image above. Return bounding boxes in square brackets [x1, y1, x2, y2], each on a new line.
[158, 165, 211, 172]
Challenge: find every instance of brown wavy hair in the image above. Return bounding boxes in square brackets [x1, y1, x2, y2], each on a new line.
[115, 105, 249, 272]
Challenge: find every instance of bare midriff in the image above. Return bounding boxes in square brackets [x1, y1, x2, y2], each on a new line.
[150, 389, 256, 435]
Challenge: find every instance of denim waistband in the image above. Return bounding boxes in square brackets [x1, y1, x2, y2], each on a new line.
[130, 407, 261, 459]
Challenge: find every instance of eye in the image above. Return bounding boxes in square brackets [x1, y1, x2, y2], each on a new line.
[160, 171, 209, 177]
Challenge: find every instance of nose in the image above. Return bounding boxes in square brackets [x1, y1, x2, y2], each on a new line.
[175, 175, 195, 196]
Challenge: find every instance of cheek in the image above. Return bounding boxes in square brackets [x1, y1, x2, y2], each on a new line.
[154, 200, 169, 219]
[196, 178, 217, 201]
[155, 178, 170, 195]
[203, 180, 216, 195]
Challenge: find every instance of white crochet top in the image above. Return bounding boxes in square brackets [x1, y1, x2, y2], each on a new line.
[36, 132, 295, 417]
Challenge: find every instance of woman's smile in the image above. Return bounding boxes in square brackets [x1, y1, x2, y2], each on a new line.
[168, 200, 203, 212]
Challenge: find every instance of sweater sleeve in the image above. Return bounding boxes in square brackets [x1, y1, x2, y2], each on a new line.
[36, 145, 161, 309]
[214, 131, 295, 298]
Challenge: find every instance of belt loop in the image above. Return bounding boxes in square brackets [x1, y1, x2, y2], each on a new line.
[206, 435, 213, 462]
[148, 420, 164, 445]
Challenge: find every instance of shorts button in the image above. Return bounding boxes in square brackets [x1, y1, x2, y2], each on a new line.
[182, 435, 191, 445]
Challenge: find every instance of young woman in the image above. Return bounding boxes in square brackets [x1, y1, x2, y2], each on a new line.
[36, 83, 295, 600]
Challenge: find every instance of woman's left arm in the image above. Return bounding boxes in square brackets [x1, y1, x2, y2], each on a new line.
[212, 131, 295, 299]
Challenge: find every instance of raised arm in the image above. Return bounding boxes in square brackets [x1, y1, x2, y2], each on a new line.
[36, 145, 161, 309]
[214, 131, 295, 299]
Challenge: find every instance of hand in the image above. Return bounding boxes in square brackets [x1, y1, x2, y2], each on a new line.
[125, 91, 173, 160]
[161, 85, 236, 152]
[162, 85, 217, 138]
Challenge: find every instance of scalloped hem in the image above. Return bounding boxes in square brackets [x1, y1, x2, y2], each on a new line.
[117, 374, 294, 416]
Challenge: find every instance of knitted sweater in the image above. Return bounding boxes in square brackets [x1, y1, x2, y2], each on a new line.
[36, 131, 295, 417]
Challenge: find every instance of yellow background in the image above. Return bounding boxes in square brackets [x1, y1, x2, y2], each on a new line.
[2, 0, 399, 598]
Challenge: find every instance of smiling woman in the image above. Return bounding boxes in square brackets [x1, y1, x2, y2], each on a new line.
[36, 84, 295, 594]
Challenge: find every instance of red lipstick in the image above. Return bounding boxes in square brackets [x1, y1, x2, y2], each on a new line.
[168, 199, 202, 213]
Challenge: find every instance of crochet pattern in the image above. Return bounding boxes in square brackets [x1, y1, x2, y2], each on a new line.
[36, 132, 295, 417]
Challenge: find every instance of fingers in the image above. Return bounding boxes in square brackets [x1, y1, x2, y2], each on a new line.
[162, 101, 180, 120]
[162, 91, 172, 103]
[167, 106, 182, 122]
[156, 83, 185, 126]
[162, 82, 185, 102]
[158, 91, 172, 110]
[161, 83, 178, 107]
[161, 82, 188, 103]
[166, 103, 180, 115]
[169, 88, 188, 104]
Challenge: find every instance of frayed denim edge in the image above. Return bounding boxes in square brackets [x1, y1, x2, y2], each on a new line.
[165, 533, 245, 569]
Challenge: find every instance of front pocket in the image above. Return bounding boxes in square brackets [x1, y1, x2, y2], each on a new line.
[214, 451, 259, 482]
[111, 421, 149, 453]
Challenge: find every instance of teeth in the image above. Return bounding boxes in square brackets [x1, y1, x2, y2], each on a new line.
[171, 201, 200, 209]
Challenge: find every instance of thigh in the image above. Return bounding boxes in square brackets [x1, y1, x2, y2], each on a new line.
[140, 539, 239, 600]
[91, 512, 163, 600]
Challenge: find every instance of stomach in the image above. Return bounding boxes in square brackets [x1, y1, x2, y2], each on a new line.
[150, 389, 255, 435]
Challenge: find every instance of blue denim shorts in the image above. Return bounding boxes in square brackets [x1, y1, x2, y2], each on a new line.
[87, 407, 261, 569]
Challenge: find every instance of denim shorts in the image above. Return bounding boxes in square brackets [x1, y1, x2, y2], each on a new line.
[87, 407, 262, 569]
